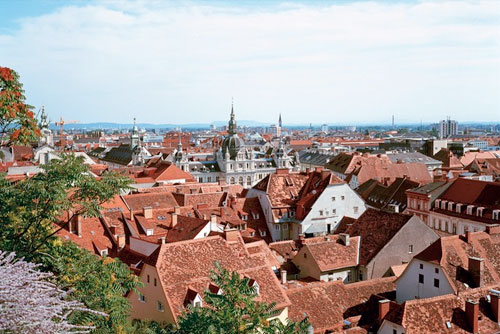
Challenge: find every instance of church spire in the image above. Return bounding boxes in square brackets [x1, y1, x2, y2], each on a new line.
[177, 132, 183, 152]
[279, 113, 282, 128]
[228, 98, 237, 135]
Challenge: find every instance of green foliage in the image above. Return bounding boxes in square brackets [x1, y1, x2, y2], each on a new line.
[40, 241, 141, 334]
[0, 153, 131, 260]
[131, 320, 176, 334]
[176, 262, 310, 334]
[0, 66, 40, 147]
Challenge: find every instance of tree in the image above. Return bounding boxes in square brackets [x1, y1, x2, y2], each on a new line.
[0, 153, 131, 259]
[0, 251, 107, 334]
[41, 241, 141, 334]
[176, 262, 310, 334]
[0, 66, 40, 147]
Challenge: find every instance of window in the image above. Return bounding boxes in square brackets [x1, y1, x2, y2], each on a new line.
[274, 225, 280, 231]
[420, 263, 423, 270]
[259, 230, 266, 237]
[353, 206, 358, 214]
[332, 209, 336, 215]
[304, 252, 307, 259]
[435, 268, 439, 274]
[332, 197, 336, 201]
[283, 224, 288, 230]
[419, 274, 424, 284]
[434, 278, 440, 288]
[393, 330, 397, 334]
[408, 245, 413, 254]
[147, 275, 150, 283]
[452, 223, 457, 234]
[347, 271, 353, 282]
[157, 301, 164, 312]
[341, 196, 345, 200]
[319, 210, 324, 216]
[138, 293, 146, 303]
[154, 278, 157, 287]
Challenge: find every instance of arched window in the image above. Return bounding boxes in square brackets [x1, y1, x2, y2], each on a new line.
[246, 176, 252, 185]
[230, 177, 235, 184]
[239, 177, 244, 185]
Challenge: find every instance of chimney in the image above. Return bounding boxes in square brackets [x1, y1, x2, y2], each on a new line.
[174, 206, 181, 215]
[305, 167, 310, 174]
[143, 206, 153, 219]
[75, 215, 82, 237]
[281, 269, 287, 284]
[314, 166, 323, 172]
[225, 229, 239, 242]
[129, 210, 134, 221]
[466, 231, 473, 243]
[490, 289, 500, 323]
[469, 257, 484, 288]
[110, 225, 118, 235]
[465, 299, 479, 334]
[378, 299, 390, 324]
[116, 234, 126, 249]
[171, 213, 178, 228]
[210, 214, 217, 225]
[158, 236, 166, 245]
[298, 234, 306, 247]
[339, 233, 350, 246]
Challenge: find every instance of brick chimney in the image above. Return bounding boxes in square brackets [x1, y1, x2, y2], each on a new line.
[490, 289, 500, 323]
[469, 256, 484, 288]
[378, 299, 390, 324]
[465, 231, 474, 243]
[465, 299, 479, 334]
[116, 234, 126, 249]
[75, 215, 82, 237]
[174, 206, 181, 215]
[143, 206, 153, 219]
[339, 233, 350, 246]
[298, 234, 306, 247]
[158, 236, 166, 245]
[171, 213, 178, 228]
[130, 210, 134, 221]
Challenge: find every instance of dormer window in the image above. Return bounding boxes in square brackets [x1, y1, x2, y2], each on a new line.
[146, 228, 154, 236]
[242, 214, 248, 221]
[493, 210, 500, 220]
[477, 207, 484, 217]
[435, 199, 441, 208]
[441, 200, 447, 210]
[248, 279, 260, 295]
[447, 202, 454, 211]
[467, 205, 474, 215]
[100, 249, 108, 257]
[456, 203, 462, 213]
[184, 289, 203, 308]
[259, 230, 266, 237]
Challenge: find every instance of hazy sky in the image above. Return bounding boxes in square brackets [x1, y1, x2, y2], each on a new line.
[1, 0, 499, 125]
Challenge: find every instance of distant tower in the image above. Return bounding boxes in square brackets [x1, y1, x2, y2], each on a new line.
[279, 113, 282, 128]
[392, 115, 395, 129]
[177, 133, 183, 152]
[131, 118, 140, 148]
[228, 99, 237, 135]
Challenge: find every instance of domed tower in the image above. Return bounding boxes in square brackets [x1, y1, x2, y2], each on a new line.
[221, 101, 245, 161]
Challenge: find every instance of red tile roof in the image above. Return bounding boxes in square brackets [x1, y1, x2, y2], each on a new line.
[144, 233, 290, 321]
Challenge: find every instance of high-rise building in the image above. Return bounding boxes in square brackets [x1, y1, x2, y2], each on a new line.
[321, 124, 329, 133]
[438, 118, 458, 139]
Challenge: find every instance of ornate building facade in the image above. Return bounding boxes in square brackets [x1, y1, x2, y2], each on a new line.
[174, 104, 299, 187]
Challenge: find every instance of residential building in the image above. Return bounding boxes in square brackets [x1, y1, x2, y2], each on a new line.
[247, 168, 366, 241]
[336, 209, 439, 280]
[405, 181, 452, 225]
[395, 228, 500, 303]
[439, 118, 458, 139]
[128, 231, 291, 325]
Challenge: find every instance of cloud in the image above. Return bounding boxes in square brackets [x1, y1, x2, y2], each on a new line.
[1, 0, 499, 124]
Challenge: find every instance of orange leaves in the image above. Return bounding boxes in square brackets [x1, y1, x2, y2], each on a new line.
[0, 67, 14, 82]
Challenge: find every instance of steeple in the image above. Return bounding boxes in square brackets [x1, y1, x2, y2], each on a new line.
[228, 98, 237, 135]
[131, 117, 140, 148]
[279, 113, 282, 128]
[177, 133, 183, 152]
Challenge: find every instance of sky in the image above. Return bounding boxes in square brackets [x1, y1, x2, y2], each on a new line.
[0, 0, 499, 125]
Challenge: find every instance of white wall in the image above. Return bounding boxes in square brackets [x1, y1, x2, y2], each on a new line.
[428, 211, 488, 235]
[396, 258, 454, 303]
[378, 320, 406, 334]
[299, 184, 367, 238]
